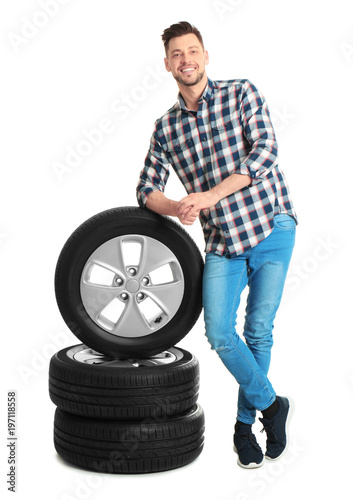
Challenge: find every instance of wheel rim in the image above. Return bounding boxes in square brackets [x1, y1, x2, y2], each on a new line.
[67, 345, 181, 367]
[80, 235, 185, 338]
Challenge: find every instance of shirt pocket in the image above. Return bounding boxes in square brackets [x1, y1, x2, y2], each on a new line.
[211, 114, 241, 140]
[211, 120, 233, 132]
[166, 137, 197, 162]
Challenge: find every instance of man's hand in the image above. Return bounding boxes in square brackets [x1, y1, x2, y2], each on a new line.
[177, 206, 201, 225]
[177, 191, 219, 221]
[145, 190, 200, 226]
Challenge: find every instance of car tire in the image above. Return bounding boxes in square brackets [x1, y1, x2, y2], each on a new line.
[55, 207, 203, 358]
[54, 404, 205, 474]
[49, 344, 200, 420]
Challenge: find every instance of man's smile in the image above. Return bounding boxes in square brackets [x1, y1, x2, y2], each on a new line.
[180, 66, 197, 73]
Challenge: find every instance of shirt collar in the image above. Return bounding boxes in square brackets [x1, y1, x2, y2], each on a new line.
[177, 77, 217, 111]
[202, 77, 216, 101]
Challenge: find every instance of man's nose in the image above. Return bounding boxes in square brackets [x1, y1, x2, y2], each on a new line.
[181, 55, 192, 64]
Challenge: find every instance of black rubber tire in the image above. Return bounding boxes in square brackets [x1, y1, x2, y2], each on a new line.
[49, 344, 200, 420]
[54, 207, 203, 358]
[54, 404, 205, 474]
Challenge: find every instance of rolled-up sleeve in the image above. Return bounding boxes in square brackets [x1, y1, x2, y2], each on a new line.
[136, 126, 171, 208]
[236, 80, 279, 185]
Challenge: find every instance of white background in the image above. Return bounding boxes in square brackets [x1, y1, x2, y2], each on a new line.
[1, 0, 353, 498]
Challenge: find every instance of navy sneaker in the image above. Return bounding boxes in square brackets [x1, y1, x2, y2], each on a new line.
[259, 396, 294, 460]
[233, 422, 264, 469]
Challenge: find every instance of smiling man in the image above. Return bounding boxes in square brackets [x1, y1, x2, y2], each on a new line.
[137, 21, 297, 469]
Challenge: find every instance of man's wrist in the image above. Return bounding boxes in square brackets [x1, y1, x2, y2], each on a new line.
[146, 191, 179, 217]
[209, 186, 222, 206]
[168, 199, 179, 217]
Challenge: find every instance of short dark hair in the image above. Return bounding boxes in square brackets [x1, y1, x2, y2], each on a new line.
[162, 21, 204, 55]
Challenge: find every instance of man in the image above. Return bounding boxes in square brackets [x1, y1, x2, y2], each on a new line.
[136, 21, 297, 469]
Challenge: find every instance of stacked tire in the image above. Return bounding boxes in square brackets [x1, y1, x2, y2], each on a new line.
[49, 207, 205, 473]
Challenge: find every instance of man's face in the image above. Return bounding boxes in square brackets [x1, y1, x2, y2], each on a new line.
[164, 33, 209, 87]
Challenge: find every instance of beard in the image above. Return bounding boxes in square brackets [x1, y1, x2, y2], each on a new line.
[174, 69, 205, 87]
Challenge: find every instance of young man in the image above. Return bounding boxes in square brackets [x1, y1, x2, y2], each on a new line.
[136, 21, 297, 469]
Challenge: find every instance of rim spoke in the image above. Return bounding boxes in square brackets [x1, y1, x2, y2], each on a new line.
[139, 237, 177, 276]
[135, 353, 174, 367]
[132, 359, 162, 367]
[80, 281, 118, 320]
[88, 237, 126, 274]
[146, 281, 184, 315]
[113, 298, 151, 338]
[150, 352, 173, 360]
[74, 348, 109, 364]
[104, 359, 140, 368]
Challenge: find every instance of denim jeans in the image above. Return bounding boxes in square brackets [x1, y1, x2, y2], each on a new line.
[202, 213, 296, 424]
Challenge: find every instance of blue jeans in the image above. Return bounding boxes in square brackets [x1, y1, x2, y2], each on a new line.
[202, 213, 296, 424]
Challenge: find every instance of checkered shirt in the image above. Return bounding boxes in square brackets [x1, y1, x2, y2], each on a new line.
[136, 78, 297, 257]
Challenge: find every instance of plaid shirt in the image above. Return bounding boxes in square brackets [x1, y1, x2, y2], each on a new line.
[137, 78, 297, 257]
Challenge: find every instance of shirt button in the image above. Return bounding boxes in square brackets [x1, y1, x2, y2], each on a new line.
[202, 136, 207, 141]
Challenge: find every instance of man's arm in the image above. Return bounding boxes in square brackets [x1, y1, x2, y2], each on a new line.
[235, 80, 279, 184]
[138, 127, 200, 225]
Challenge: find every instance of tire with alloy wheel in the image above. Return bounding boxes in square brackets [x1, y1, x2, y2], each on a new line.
[54, 404, 205, 474]
[49, 344, 200, 420]
[55, 207, 203, 358]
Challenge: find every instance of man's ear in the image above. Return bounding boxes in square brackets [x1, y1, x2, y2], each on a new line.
[164, 57, 171, 72]
[204, 50, 210, 66]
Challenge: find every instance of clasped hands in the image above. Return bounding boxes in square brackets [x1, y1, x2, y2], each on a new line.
[176, 191, 219, 226]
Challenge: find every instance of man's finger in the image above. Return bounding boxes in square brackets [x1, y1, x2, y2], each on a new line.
[178, 203, 194, 216]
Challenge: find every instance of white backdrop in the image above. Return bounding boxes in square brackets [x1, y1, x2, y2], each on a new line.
[2, 1, 353, 498]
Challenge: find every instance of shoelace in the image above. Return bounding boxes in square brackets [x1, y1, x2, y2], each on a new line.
[261, 423, 278, 441]
[236, 432, 262, 452]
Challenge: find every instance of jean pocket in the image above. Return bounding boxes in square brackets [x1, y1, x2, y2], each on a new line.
[273, 213, 296, 230]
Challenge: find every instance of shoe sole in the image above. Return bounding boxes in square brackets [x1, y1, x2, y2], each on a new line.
[265, 395, 295, 461]
[233, 445, 265, 469]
